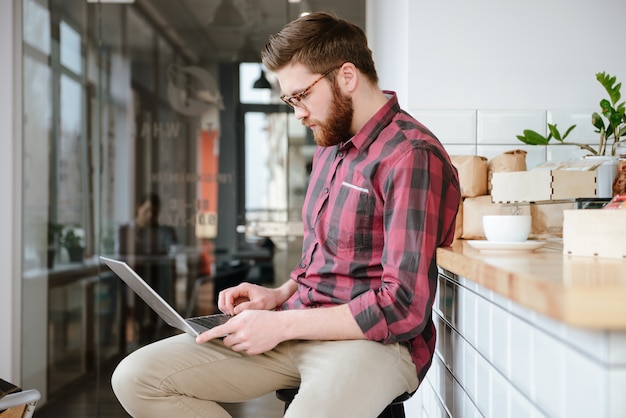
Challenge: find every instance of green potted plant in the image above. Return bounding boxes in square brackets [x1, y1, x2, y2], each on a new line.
[516, 71, 625, 156]
[516, 72, 625, 198]
[592, 71, 626, 156]
[61, 226, 85, 262]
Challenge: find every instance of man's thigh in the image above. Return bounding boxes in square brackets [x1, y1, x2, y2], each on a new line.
[113, 333, 300, 403]
[285, 340, 419, 418]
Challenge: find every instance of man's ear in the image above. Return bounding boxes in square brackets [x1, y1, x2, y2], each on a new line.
[337, 62, 358, 93]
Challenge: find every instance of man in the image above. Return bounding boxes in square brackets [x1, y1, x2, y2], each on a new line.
[112, 12, 460, 418]
[119, 193, 178, 256]
[118, 192, 178, 342]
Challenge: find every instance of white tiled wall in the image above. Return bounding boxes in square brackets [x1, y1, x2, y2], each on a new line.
[420, 268, 626, 418]
[413, 109, 598, 169]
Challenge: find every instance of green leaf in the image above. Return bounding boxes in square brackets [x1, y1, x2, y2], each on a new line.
[600, 98, 612, 115]
[562, 124, 576, 140]
[592, 112, 605, 131]
[548, 123, 562, 140]
[597, 72, 622, 105]
[518, 129, 550, 145]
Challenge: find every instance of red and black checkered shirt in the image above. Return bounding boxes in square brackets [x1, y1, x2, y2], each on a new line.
[283, 91, 460, 381]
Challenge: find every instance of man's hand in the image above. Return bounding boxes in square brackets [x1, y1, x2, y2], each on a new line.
[217, 282, 284, 315]
[195, 310, 285, 355]
[195, 281, 366, 354]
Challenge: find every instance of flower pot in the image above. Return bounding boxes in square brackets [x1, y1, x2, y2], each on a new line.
[47, 249, 56, 269]
[583, 155, 619, 198]
[67, 247, 84, 263]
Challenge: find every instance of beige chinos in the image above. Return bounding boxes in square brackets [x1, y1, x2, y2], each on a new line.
[111, 333, 419, 418]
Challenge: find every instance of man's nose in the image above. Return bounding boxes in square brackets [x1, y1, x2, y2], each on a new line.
[294, 106, 309, 120]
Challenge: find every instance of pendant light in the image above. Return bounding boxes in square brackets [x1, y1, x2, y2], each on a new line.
[253, 70, 271, 89]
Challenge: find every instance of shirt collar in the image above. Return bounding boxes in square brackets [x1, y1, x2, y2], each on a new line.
[344, 90, 400, 152]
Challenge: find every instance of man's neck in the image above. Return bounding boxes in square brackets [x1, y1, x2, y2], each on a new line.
[350, 86, 390, 134]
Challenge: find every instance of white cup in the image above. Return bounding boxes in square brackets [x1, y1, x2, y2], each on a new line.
[482, 215, 531, 242]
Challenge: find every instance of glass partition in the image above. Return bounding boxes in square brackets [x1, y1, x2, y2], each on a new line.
[18, 0, 278, 409]
[19, 0, 363, 414]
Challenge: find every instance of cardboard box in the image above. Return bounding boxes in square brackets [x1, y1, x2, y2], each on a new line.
[563, 209, 626, 259]
[491, 170, 596, 203]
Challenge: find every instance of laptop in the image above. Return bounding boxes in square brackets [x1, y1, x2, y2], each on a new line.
[100, 256, 231, 337]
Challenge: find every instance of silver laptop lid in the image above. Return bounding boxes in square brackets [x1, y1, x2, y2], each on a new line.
[100, 256, 199, 336]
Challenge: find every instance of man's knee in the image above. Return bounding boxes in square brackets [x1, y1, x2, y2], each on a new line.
[111, 355, 137, 402]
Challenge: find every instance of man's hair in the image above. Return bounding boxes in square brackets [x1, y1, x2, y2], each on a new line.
[139, 192, 161, 222]
[261, 12, 378, 84]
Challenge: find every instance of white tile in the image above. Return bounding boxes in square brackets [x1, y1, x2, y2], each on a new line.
[433, 279, 441, 313]
[443, 363, 455, 416]
[464, 340, 478, 404]
[443, 144, 477, 156]
[404, 387, 423, 417]
[509, 315, 533, 398]
[608, 367, 626, 418]
[491, 368, 509, 418]
[531, 406, 549, 418]
[510, 387, 534, 418]
[547, 109, 597, 144]
[464, 394, 481, 418]
[453, 330, 465, 383]
[476, 295, 492, 361]
[546, 144, 592, 163]
[434, 314, 444, 359]
[456, 286, 466, 336]
[475, 282, 493, 300]
[477, 144, 547, 169]
[477, 110, 546, 145]
[562, 325, 607, 363]
[489, 291, 511, 311]
[414, 109, 477, 144]
[491, 304, 510, 378]
[563, 345, 607, 418]
[463, 289, 477, 348]
[445, 323, 456, 373]
[421, 383, 435, 418]
[509, 297, 534, 319]
[461, 276, 478, 293]
[532, 328, 565, 418]
[532, 310, 566, 341]
[608, 331, 626, 365]
[427, 357, 441, 401]
[475, 354, 491, 417]
[452, 378, 465, 417]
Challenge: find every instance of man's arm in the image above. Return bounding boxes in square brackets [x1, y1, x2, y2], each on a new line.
[196, 301, 365, 355]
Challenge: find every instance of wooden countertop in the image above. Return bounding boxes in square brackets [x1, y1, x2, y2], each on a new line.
[436, 240, 626, 329]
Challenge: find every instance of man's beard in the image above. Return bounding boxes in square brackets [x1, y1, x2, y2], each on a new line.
[307, 82, 354, 147]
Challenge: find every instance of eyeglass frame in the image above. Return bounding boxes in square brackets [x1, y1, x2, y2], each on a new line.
[280, 63, 344, 110]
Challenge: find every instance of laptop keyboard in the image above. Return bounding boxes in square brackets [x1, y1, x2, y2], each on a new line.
[188, 314, 231, 329]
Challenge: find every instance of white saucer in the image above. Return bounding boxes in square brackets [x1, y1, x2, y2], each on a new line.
[467, 240, 546, 252]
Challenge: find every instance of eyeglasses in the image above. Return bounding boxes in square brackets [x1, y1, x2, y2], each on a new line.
[280, 64, 342, 110]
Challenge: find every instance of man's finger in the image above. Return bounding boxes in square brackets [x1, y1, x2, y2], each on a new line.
[195, 323, 230, 344]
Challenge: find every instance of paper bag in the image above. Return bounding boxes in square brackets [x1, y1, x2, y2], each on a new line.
[529, 201, 575, 239]
[450, 155, 489, 197]
[461, 195, 503, 239]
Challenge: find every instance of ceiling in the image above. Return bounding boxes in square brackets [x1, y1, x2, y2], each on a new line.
[134, 0, 366, 64]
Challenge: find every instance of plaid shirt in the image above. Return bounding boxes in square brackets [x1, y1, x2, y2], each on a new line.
[283, 91, 460, 381]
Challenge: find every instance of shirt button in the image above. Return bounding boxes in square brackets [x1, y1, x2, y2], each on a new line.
[338, 151, 343, 157]
[323, 188, 329, 194]
[299, 262, 306, 268]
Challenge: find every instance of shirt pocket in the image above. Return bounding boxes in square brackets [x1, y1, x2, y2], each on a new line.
[325, 181, 376, 254]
